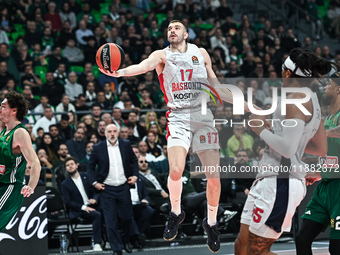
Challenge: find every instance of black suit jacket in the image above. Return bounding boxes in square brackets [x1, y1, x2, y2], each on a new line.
[87, 139, 139, 185]
[136, 175, 150, 203]
[61, 172, 98, 219]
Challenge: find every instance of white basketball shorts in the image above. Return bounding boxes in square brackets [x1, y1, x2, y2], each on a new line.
[166, 107, 220, 153]
[240, 176, 306, 239]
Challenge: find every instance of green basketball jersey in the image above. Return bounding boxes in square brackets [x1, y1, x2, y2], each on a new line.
[0, 124, 27, 184]
[323, 110, 340, 181]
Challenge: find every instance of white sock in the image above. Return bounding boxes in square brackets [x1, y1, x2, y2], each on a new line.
[168, 176, 182, 215]
[207, 204, 218, 226]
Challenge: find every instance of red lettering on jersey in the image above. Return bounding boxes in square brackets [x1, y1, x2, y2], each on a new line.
[252, 207, 264, 223]
[0, 165, 5, 175]
[172, 83, 176, 92]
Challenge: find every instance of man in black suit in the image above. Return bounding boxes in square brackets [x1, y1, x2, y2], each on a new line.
[138, 156, 169, 211]
[87, 124, 138, 255]
[61, 157, 103, 252]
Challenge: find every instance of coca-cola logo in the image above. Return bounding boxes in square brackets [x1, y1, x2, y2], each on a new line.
[0, 195, 47, 241]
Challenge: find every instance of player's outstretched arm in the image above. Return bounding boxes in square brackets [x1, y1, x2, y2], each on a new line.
[99, 50, 164, 78]
[200, 48, 252, 111]
[14, 128, 41, 197]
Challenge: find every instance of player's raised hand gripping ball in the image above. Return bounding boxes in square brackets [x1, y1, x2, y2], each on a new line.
[96, 43, 125, 75]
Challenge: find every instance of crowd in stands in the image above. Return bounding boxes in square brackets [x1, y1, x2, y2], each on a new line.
[3, 0, 340, 246]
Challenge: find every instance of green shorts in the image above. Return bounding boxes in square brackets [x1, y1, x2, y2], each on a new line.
[0, 183, 24, 232]
[301, 179, 340, 239]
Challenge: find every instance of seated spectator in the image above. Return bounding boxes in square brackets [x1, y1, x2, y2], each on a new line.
[41, 71, 65, 107]
[96, 91, 112, 110]
[147, 122, 167, 147]
[127, 111, 146, 139]
[37, 132, 58, 164]
[101, 113, 113, 126]
[64, 72, 83, 102]
[95, 120, 106, 141]
[85, 81, 97, 108]
[75, 19, 94, 46]
[13, 44, 34, 73]
[32, 106, 56, 136]
[37, 148, 53, 172]
[44, 2, 62, 32]
[53, 63, 68, 86]
[328, 0, 340, 39]
[74, 94, 88, 119]
[22, 85, 39, 111]
[66, 127, 87, 162]
[31, 43, 48, 67]
[53, 143, 70, 191]
[41, 27, 55, 55]
[249, 79, 266, 105]
[55, 94, 76, 121]
[83, 36, 97, 65]
[262, 70, 283, 97]
[21, 64, 42, 95]
[0, 43, 19, 80]
[149, 144, 169, 175]
[138, 156, 169, 211]
[0, 26, 8, 45]
[63, 38, 84, 65]
[111, 107, 125, 131]
[59, 2, 77, 30]
[48, 46, 70, 73]
[226, 124, 254, 158]
[81, 114, 96, 136]
[119, 126, 129, 140]
[77, 62, 92, 90]
[25, 164, 44, 186]
[225, 60, 243, 78]
[25, 21, 42, 48]
[49, 124, 65, 148]
[67, 111, 77, 130]
[145, 131, 163, 158]
[138, 141, 156, 162]
[0, 60, 14, 90]
[33, 94, 55, 120]
[91, 103, 103, 128]
[59, 20, 77, 48]
[114, 91, 135, 110]
[61, 157, 103, 252]
[56, 114, 75, 142]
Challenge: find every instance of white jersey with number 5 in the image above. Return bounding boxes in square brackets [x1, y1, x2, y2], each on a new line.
[159, 43, 210, 110]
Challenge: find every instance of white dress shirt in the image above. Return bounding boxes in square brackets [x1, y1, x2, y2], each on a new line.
[72, 175, 90, 211]
[105, 140, 127, 186]
[130, 182, 140, 205]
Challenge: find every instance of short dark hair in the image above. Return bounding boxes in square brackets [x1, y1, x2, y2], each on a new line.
[61, 114, 69, 121]
[49, 124, 58, 130]
[64, 156, 78, 166]
[5, 91, 28, 121]
[169, 20, 187, 32]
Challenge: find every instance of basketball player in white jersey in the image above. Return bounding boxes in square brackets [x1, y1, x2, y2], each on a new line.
[234, 48, 335, 255]
[99, 20, 251, 253]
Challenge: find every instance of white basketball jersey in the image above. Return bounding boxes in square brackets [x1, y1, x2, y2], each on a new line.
[257, 89, 321, 179]
[159, 43, 209, 110]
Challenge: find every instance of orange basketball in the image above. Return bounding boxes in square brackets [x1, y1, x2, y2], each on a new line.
[96, 43, 125, 72]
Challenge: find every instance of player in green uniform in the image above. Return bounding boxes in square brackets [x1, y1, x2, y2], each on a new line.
[0, 91, 41, 232]
[295, 72, 340, 254]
